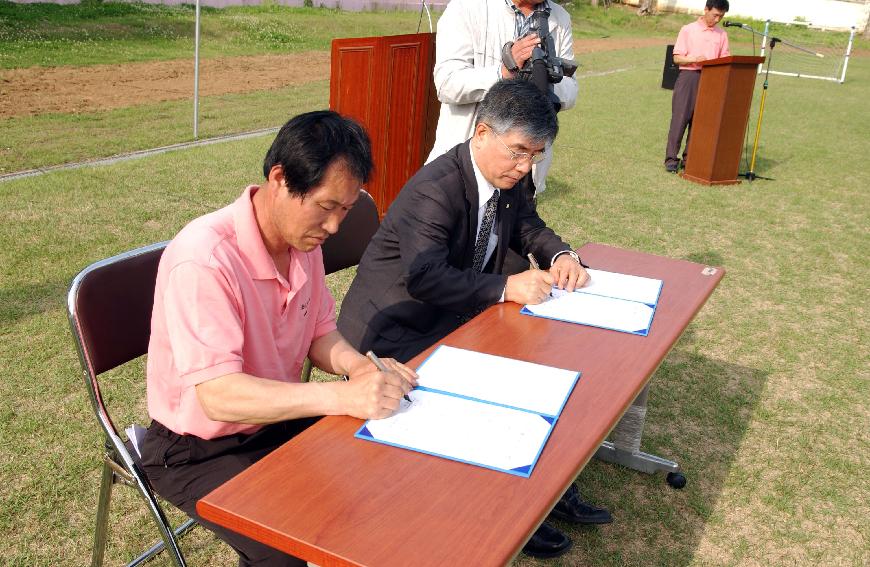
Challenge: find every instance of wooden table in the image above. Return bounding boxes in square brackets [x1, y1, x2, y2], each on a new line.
[197, 243, 724, 567]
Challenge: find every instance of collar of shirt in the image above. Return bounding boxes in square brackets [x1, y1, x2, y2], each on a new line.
[505, 0, 550, 39]
[233, 185, 308, 292]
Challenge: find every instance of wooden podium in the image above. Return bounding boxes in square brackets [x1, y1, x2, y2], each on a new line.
[330, 33, 440, 217]
[682, 55, 765, 186]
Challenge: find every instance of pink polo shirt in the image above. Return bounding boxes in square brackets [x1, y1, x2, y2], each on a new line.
[146, 185, 337, 439]
[673, 18, 730, 71]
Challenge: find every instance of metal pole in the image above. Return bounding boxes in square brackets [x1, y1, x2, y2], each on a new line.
[839, 26, 855, 83]
[193, 0, 201, 140]
[747, 39, 777, 182]
[417, 1, 433, 34]
[758, 19, 770, 75]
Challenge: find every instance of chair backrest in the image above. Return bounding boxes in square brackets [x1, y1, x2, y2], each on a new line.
[67, 242, 168, 437]
[321, 189, 380, 275]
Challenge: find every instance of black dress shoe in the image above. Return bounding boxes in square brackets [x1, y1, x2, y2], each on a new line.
[549, 484, 613, 525]
[665, 162, 679, 173]
[522, 522, 572, 559]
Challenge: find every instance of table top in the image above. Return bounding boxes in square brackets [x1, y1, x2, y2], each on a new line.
[197, 243, 724, 567]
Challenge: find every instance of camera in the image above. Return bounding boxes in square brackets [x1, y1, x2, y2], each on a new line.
[502, 4, 577, 110]
[521, 4, 577, 87]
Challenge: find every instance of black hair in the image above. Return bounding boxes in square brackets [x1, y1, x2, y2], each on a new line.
[706, 0, 729, 11]
[262, 110, 373, 196]
[475, 79, 559, 145]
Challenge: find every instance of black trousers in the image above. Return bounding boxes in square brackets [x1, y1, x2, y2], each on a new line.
[139, 418, 319, 567]
[665, 70, 701, 167]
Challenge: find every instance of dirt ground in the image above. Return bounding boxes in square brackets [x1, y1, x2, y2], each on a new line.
[0, 38, 675, 119]
[2, 35, 866, 119]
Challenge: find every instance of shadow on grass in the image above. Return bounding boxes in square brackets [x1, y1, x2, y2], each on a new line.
[519, 351, 768, 566]
[0, 280, 69, 327]
[540, 177, 570, 200]
[736, 153, 780, 180]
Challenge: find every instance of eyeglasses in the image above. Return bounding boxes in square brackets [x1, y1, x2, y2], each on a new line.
[491, 130, 546, 165]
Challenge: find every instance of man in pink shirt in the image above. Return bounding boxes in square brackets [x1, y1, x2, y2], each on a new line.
[139, 111, 417, 567]
[665, 0, 731, 172]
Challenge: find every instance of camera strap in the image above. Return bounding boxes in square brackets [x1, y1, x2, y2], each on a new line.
[501, 42, 520, 74]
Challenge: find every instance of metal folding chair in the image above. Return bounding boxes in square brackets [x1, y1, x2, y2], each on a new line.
[301, 188, 380, 381]
[67, 241, 196, 567]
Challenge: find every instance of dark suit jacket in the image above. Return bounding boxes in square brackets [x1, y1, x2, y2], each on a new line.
[337, 142, 573, 363]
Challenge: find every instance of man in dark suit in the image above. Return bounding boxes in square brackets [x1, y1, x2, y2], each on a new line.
[338, 80, 611, 560]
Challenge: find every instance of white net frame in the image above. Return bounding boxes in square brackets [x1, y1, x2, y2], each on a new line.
[759, 20, 857, 84]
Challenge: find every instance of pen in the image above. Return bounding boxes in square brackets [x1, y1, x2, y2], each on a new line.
[528, 252, 555, 299]
[366, 350, 412, 403]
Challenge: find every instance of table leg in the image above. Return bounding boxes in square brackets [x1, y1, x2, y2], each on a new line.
[594, 385, 686, 487]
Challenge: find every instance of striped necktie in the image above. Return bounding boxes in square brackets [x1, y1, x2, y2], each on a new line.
[472, 189, 500, 272]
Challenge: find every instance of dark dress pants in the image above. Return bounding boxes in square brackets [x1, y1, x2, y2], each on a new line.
[665, 69, 701, 167]
[139, 418, 319, 567]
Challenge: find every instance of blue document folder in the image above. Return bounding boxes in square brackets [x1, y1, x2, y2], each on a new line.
[521, 269, 663, 336]
[355, 346, 580, 478]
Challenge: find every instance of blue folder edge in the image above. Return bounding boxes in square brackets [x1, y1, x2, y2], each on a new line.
[520, 278, 664, 336]
[354, 346, 582, 478]
[355, 411, 554, 478]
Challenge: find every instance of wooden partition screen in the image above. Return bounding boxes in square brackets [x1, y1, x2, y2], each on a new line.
[330, 33, 440, 217]
[682, 55, 765, 186]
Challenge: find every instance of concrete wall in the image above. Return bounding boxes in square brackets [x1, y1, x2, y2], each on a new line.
[625, 0, 868, 32]
[9, 0, 447, 8]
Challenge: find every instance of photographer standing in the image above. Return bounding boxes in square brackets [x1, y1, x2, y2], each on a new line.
[426, 0, 578, 194]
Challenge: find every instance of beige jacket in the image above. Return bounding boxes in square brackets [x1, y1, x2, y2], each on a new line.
[426, 0, 579, 191]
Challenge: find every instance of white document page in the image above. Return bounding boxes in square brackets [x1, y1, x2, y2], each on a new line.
[124, 423, 147, 458]
[525, 292, 654, 334]
[363, 389, 553, 473]
[416, 346, 578, 416]
[553, 269, 662, 306]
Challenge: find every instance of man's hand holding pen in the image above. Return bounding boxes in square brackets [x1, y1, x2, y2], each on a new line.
[341, 353, 417, 420]
[507, 252, 589, 305]
[505, 254, 553, 305]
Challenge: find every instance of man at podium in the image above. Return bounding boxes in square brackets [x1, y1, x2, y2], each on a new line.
[664, 0, 730, 173]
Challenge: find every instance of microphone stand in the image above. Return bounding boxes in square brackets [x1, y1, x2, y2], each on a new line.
[725, 22, 760, 55]
[744, 37, 778, 182]
[726, 22, 769, 180]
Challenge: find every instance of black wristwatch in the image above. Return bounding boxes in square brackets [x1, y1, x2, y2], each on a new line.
[502, 41, 520, 74]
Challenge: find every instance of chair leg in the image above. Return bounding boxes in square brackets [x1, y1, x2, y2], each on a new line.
[128, 518, 196, 567]
[134, 477, 190, 567]
[91, 444, 193, 566]
[91, 459, 115, 567]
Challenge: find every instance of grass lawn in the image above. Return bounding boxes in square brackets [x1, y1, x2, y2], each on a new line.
[0, 80, 329, 174]
[1, 3, 864, 174]
[1, 4, 868, 566]
[0, 2, 427, 68]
